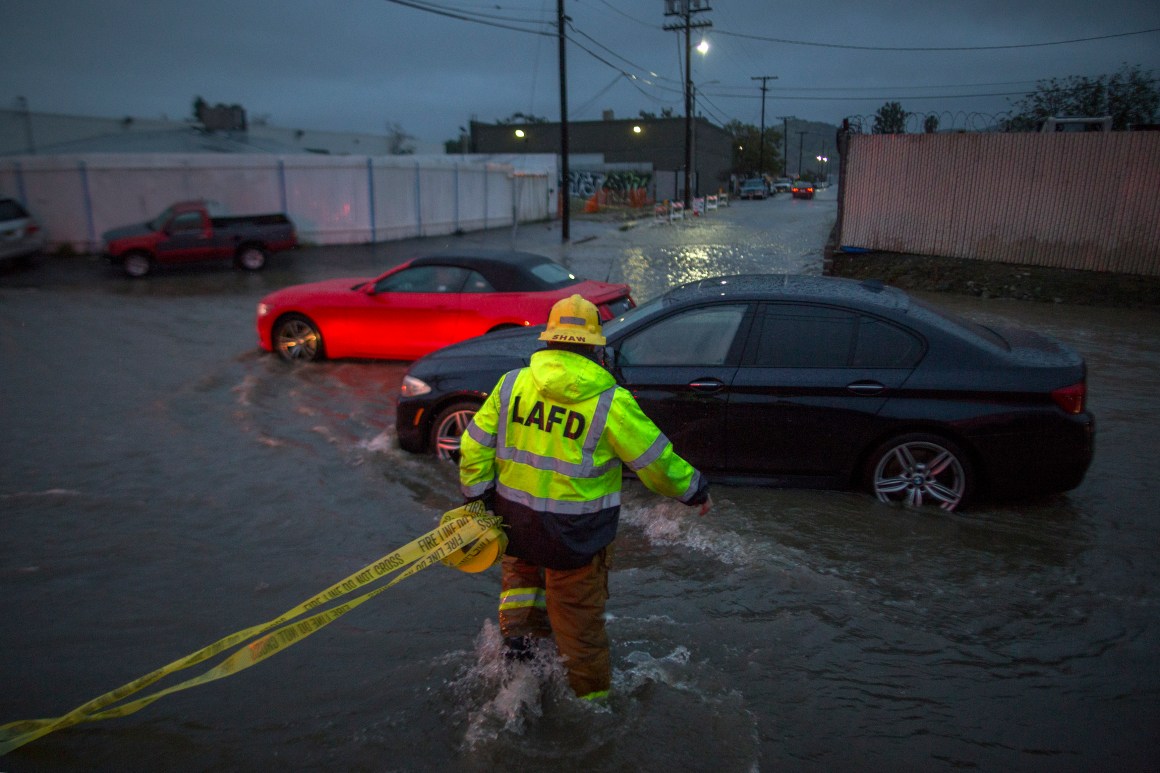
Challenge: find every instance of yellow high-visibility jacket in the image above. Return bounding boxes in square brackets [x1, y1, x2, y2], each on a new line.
[460, 348, 707, 569]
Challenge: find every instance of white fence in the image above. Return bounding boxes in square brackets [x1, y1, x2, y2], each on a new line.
[0, 153, 554, 253]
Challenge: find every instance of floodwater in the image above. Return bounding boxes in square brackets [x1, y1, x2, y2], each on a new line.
[2, 190, 1158, 771]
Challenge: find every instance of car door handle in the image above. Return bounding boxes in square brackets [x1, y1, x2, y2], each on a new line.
[846, 380, 886, 395]
[689, 379, 726, 393]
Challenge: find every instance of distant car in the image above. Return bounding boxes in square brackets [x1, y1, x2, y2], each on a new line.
[256, 249, 635, 362]
[791, 181, 815, 199]
[738, 179, 768, 200]
[395, 274, 1094, 512]
[773, 178, 793, 194]
[0, 196, 48, 269]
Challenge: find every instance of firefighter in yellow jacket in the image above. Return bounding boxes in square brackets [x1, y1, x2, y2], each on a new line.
[459, 294, 712, 701]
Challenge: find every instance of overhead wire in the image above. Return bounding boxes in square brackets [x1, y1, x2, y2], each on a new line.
[714, 26, 1160, 52]
[385, 0, 1157, 126]
[382, 0, 552, 35]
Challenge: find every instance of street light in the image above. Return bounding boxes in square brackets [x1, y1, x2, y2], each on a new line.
[816, 154, 828, 181]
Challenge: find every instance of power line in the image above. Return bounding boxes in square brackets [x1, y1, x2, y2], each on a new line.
[714, 26, 1160, 52]
[383, 0, 552, 35]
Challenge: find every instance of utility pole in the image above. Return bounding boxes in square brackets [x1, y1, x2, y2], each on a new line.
[16, 96, 35, 155]
[777, 115, 791, 176]
[664, 1, 712, 212]
[750, 75, 777, 177]
[557, 0, 570, 242]
[797, 130, 807, 179]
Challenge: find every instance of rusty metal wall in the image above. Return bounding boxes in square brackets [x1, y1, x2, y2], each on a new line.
[838, 132, 1160, 277]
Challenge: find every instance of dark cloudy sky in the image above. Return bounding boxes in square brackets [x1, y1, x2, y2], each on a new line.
[4, 0, 1158, 146]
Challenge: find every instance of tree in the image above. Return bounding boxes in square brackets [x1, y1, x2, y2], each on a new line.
[873, 102, 908, 134]
[386, 123, 415, 155]
[1004, 64, 1159, 131]
[496, 112, 549, 125]
[923, 115, 940, 134]
[724, 119, 782, 177]
[444, 126, 469, 154]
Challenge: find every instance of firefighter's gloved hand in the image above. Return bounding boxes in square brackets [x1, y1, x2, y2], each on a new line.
[697, 493, 713, 516]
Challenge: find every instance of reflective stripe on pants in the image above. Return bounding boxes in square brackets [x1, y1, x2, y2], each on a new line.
[498, 549, 612, 698]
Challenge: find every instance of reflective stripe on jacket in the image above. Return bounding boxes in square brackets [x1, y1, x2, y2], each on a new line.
[460, 348, 705, 567]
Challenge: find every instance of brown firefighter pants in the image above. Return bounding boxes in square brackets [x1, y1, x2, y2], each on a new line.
[497, 547, 612, 699]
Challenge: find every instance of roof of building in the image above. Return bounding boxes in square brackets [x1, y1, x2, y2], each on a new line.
[29, 127, 316, 155]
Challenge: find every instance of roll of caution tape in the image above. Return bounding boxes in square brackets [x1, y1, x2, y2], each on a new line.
[439, 503, 507, 573]
[0, 501, 505, 756]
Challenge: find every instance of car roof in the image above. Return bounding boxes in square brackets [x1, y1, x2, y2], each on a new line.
[409, 249, 574, 292]
[662, 274, 911, 313]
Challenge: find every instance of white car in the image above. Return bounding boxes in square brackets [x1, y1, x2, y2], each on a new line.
[738, 179, 768, 200]
[0, 197, 47, 269]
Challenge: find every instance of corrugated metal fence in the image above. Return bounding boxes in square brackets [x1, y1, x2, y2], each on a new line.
[838, 132, 1160, 277]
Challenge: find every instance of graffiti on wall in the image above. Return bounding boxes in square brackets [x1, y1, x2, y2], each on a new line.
[566, 169, 653, 210]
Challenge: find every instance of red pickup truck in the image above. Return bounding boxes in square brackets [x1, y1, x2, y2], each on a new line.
[102, 200, 298, 277]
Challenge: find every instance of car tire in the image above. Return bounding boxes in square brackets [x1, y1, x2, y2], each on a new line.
[122, 251, 152, 278]
[273, 313, 324, 362]
[236, 245, 268, 271]
[430, 401, 480, 463]
[865, 432, 974, 512]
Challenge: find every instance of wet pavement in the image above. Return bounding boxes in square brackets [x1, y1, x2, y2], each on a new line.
[2, 188, 1158, 771]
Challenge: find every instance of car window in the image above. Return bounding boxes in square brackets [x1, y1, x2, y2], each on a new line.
[461, 270, 495, 293]
[0, 199, 29, 220]
[618, 304, 747, 366]
[853, 318, 923, 367]
[527, 260, 578, 289]
[749, 305, 923, 368]
[374, 265, 469, 293]
[169, 211, 204, 232]
[751, 305, 857, 368]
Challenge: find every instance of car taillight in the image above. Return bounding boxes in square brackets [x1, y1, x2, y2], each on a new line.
[26, 221, 40, 236]
[1051, 381, 1086, 414]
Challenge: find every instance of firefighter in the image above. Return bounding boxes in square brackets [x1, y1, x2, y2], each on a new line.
[459, 294, 712, 701]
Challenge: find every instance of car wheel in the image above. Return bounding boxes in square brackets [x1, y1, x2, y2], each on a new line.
[866, 432, 973, 512]
[273, 313, 324, 362]
[236, 245, 267, 271]
[122, 252, 151, 278]
[430, 401, 480, 463]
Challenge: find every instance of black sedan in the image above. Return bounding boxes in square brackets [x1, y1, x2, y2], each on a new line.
[395, 275, 1094, 512]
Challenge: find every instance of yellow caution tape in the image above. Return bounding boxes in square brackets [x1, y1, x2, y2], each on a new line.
[0, 502, 504, 756]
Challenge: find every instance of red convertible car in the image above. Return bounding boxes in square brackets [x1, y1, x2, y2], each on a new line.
[256, 249, 635, 362]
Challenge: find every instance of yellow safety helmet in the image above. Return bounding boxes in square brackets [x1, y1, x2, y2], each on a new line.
[439, 504, 507, 573]
[539, 293, 606, 346]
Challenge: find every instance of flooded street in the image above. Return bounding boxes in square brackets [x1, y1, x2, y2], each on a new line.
[2, 191, 1158, 771]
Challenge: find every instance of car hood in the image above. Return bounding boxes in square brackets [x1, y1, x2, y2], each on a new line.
[262, 276, 370, 304]
[407, 325, 544, 380]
